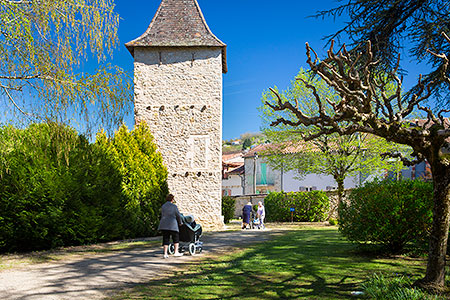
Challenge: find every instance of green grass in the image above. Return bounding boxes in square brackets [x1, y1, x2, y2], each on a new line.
[110, 226, 430, 300]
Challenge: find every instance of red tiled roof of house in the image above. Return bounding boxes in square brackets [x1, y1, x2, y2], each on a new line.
[222, 152, 242, 163]
[125, 0, 227, 73]
[227, 164, 244, 175]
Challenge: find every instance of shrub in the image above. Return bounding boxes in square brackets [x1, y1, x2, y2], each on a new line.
[0, 123, 123, 251]
[328, 218, 338, 226]
[338, 179, 433, 253]
[95, 123, 169, 237]
[0, 122, 168, 252]
[264, 191, 329, 222]
[222, 196, 236, 224]
[362, 273, 439, 300]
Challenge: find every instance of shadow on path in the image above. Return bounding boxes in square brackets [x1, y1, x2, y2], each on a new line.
[0, 229, 282, 300]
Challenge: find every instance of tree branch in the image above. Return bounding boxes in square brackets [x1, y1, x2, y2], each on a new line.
[381, 151, 425, 167]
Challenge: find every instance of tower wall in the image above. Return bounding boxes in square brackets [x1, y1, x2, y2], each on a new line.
[134, 47, 224, 230]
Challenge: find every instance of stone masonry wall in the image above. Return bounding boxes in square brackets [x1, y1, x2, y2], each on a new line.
[134, 47, 224, 230]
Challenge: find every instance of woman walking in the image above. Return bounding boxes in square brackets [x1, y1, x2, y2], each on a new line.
[158, 194, 184, 258]
[257, 201, 265, 229]
[242, 201, 252, 229]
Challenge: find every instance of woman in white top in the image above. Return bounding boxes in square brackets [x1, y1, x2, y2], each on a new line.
[257, 201, 265, 229]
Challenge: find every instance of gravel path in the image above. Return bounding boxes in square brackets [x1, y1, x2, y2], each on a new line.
[0, 228, 284, 300]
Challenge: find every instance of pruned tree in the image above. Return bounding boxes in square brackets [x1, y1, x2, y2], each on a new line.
[0, 0, 131, 133]
[315, 0, 450, 107]
[261, 69, 405, 209]
[266, 34, 450, 288]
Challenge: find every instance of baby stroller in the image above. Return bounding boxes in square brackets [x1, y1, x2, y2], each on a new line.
[168, 214, 203, 256]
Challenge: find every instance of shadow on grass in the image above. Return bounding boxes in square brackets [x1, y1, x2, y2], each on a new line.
[111, 227, 426, 300]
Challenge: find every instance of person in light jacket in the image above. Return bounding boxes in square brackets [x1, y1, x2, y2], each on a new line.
[158, 194, 183, 258]
[257, 201, 265, 229]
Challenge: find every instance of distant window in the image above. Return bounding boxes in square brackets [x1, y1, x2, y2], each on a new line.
[300, 186, 317, 192]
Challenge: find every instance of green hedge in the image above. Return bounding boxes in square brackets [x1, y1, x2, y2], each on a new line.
[338, 179, 433, 252]
[264, 191, 329, 222]
[0, 122, 168, 252]
[222, 196, 236, 224]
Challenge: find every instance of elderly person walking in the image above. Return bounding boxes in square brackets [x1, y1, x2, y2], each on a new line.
[242, 201, 252, 229]
[158, 194, 183, 258]
[257, 201, 265, 229]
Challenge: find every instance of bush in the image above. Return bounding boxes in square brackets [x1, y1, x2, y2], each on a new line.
[95, 123, 169, 237]
[222, 196, 236, 224]
[362, 273, 439, 300]
[0, 122, 168, 252]
[328, 218, 338, 226]
[338, 179, 433, 253]
[264, 191, 329, 222]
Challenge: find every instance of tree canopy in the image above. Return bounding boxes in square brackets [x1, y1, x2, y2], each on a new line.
[0, 0, 131, 133]
[261, 69, 405, 204]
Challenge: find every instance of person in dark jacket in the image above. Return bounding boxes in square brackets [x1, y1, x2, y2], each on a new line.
[242, 201, 252, 229]
[158, 194, 183, 258]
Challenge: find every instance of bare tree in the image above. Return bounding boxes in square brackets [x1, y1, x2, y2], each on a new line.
[266, 33, 450, 288]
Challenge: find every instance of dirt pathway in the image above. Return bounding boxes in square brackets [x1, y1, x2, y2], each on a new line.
[0, 228, 285, 300]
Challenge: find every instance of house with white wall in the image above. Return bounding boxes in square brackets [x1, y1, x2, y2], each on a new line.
[222, 152, 245, 196]
[242, 144, 359, 195]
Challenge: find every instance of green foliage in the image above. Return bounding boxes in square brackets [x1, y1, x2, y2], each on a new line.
[0, 122, 168, 252]
[328, 218, 338, 226]
[96, 123, 169, 237]
[242, 138, 252, 150]
[338, 180, 433, 252]
[221, 196, 236, 224]
[264, 191, 329, 222]
[362, 273, 439, 300]
[260, 69, 407, 198]
[0, 0, 131, 134]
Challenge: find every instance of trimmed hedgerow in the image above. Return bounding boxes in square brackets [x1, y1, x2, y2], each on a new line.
[0, 122, 168, 252]
[264, 191, 329, 222]
[338, 179, 433, 253]
[222, 196, 236, 224]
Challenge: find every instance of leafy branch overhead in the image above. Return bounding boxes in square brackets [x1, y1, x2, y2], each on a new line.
[0, 0, 132, 133]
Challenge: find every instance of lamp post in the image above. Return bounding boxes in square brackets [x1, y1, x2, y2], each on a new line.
[253, 153, 258, 194]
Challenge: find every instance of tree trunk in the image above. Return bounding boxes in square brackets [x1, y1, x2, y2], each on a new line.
[336, 176, 345, 207]
[421, 160, 450, 288]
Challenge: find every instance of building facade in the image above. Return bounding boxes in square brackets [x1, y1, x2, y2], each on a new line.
[126, 0, 227, 230]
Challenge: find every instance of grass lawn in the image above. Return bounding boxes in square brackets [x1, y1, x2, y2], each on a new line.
[110, 226, 431, 300]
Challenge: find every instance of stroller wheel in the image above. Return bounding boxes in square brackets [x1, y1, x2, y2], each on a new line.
[168, 243, 175, 255]
[188, 243, 196, 256]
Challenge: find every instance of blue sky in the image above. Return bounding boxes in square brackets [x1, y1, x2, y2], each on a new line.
[112, 0, 428, 140]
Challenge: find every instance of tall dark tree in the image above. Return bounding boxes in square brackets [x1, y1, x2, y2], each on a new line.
[266, 35, 450, 288]
[316, 0, 450, 107]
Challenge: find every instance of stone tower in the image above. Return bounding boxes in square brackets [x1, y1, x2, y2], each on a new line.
[125, 0, 227, 230]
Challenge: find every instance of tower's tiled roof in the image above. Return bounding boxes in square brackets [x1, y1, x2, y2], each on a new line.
[126, 0, 227, 73]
